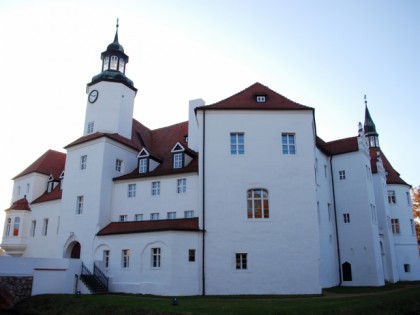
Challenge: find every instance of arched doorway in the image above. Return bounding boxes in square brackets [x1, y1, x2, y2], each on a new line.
[71, 242, 81, 258]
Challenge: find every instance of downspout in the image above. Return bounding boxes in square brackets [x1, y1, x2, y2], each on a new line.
[330, 155, 342, 286]
[201, 108, 206, 296]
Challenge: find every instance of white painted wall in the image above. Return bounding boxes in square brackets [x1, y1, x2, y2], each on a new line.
[197, 109, 321, 294]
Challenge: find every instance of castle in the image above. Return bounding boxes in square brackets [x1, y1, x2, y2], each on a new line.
[2, 25, 419, 296]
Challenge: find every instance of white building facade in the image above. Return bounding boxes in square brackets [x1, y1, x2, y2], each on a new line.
[1, 25, 419, 296]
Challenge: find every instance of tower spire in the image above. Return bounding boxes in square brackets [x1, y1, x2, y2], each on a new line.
[114, 18, 119, 43]
[363, 95, 380, 148]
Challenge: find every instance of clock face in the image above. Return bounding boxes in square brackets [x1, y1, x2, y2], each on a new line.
[88, 90, 99, 103]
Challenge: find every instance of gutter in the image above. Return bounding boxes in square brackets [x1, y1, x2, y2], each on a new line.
[330, 155, 342, 286]
[201, 108, 206, 296]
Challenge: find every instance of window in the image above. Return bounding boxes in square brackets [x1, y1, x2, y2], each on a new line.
[184, 210, 194, 218]
[13, 217, 20, 236]
[115, 159, 123, 172]
[110, 55, 118, 70]
[87, 121, 94, 134]
[26, 183, 30, 194]
[230, 133, 244, 155]
[42, 219, 49, 236]
[177, 178, 186, 194]
[404, 264, 411, 273]
[327, 203, 332, 222]
[173, 153, 183, 169]
[406, 192, 411, 205]
[339, 170, 346, 180]
[152, 181, 160, 196]
[103, 56, 109, 71]
[150, 213, 159, 220]
[410, 219, 415, 235]
[118, 58, 125, 73]
[391, 218, 400, 235]
[30, 220, 36, 237]
[122, 249, 130, 268]
[80, 155, 87, 170]
[256, 95, 266, 103]
[342, 262, 352, 281]
[388, 190, 396, 204]
[103, 250, 110, 268]
[282, 133, 296, 155]
[128, 184, 136, 198]
[151, 248, 161, 268]
[371, 204, 377, 224]
[235, 253, 247, 270]
[139, 158, 148, 173]
[247, 189, 269, 219]
[189, 249, 196, 262]
[119, 215, 127, 222]
[76, 196, 84, 215]
[5, 218, 11, 236]
[343, 213, 350, 223]
[324, 164, 328, 178]
[167, 212, 176, 219]
[135, 214, 143, 221]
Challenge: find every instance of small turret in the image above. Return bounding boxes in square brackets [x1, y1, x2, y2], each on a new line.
[363, 95, 380, 148]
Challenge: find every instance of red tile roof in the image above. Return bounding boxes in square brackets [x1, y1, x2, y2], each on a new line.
[13, 150, 66, 180]
[318, 136, 359, 156]
[369, 148, 409, 186]
[97, 218, 200, 236]
[197, 82, 313, 111]
[5, 197, 31, 211]
[31, 186, 63, 204]
[114, 121, 198, 181]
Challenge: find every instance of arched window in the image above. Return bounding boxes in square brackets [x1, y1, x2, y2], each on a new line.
[247, 189, 269, 219]
[13, 217, 20, 236]
[110, 56, 118, 70]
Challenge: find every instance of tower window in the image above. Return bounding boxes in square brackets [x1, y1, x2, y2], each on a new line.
[103, 56, 109, 71]
[87, 122, 94, 134]
[339, 170, 346, 180]
[118, 59, 125, 73]
[110, 56, 118, 70]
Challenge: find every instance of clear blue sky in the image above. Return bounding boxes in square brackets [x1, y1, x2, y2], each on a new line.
[0, 0, 419, 233]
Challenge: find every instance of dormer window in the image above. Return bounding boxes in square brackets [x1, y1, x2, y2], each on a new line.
[256, 95, 267, 103]
[139, 158, 149, 173]
[47, 175, 54, 193]
[173, 153, 183, 169]
[59, 171, 65, 190]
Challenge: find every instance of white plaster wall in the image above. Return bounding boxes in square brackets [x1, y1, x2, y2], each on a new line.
[332, 150, 384, 286]
[23, 200, 61, 258]
[197, 110, 321, 295]
[112, 174, 198, 221]
[60, 138, 137, 265]
[187, 99, 205, 152]
[315, 150, 340, 288]
[388, 184, 420, 280]
[85, 81, 136, 139]
[93, 232, 201, 296]
[12, 173, 49, 204]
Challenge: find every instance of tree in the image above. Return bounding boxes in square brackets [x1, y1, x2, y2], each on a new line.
[412, 186, 420, 253]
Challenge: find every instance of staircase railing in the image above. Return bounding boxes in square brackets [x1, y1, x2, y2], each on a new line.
[94, 263, 109, 291]
[81, 262, 92, 277]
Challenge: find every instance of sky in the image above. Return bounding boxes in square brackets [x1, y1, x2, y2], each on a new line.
[0, 0, 419, 235]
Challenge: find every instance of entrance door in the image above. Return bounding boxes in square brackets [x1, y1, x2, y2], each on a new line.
[70, 242, 81, 259]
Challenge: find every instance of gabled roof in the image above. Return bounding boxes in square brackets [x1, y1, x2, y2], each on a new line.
[97, 218, 200, 236]
[197, 82, 313, 111]
[13, 150, 66, 180]
[31, 186, 63, 204]
[369, 148, 409, 186]
[114, 121, 198, 181]
[5, 197, 30, 211]
[317, 136, 359, 156]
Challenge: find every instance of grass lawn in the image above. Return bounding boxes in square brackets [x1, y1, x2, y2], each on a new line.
[6, 283, 420, 315]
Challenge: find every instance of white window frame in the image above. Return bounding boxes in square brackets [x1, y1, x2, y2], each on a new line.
[152, 181, 160, 196]
[13, 217, 20, 236]
[339, 170, 346, 180]
[235, 253, 248, 270]
[391, 218, 400, 235]
[135, 214, 143, 221]
[128, 184, 136, 198]
[121, 249, 130, 268]
[139, 158, 148, 173]
[177, 178, 186, 194]
[103, 250, 110, 268]
[151, 248, 161, 268]
[87, 121, 94, 134]
[80, 155, 87, 170]
[76, 196, 84, 215]
[388, 190, 396, 204]
[30, 220, 36, 237]
[282, 133, 296, 155]
[115, 159, 123, 172]
[150, 213, 159, 220]
[230, 133, 245, 155]
[173, 152, 183, 169]
[247, 189, 269, 219]
[119, 215, 127, 222]
[184, 210, 194, 218]
[167, 212, 176, 219]
[42, 218, 49, 236]
[343, 213, 350, 223]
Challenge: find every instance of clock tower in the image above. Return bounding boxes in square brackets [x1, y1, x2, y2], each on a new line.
[83, 21, 137, 139]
